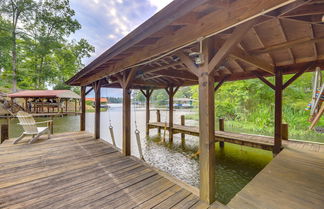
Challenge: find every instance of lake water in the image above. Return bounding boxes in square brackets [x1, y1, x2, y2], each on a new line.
[0, 104, 272, 204]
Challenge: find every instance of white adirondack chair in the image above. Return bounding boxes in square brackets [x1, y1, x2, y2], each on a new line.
[14, 111, 52, 144]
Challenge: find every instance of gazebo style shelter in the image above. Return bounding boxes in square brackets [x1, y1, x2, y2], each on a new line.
[67, 0, 324, 204]
[8, 90, 81, 114]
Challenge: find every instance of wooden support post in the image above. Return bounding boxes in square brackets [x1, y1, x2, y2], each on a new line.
[274, 68, 283, 154]
[1, 124, 8, 144]
[80, 86, 86, 131]
[157, 110, 161, 135]
[199, 39, 216, 204]
[65, 99, 68, 113]
[166, 86, 178, 143]
[168, 87, 174, 143]
[181, 115, 185, 147]
[122, 88, 131, 156]
[74, 99, 77, 113]
[94, 81, 101, 139]
[141, 89, 153, 136]
[199, 72, 215, 204]
[117, 69, 137, 156]
[282, 123, 288, 140]
[146, 94, 150, 136]
[41, 99, 44, 113]
[50, 116, 54, 134]
[219, 118, 225, 148]
[24, 98, 28, 112]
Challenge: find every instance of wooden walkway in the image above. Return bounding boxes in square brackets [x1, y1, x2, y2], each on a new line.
[228, 147, 324, 209]
[148, 122, 324, 152]
[0, 131, 228, 209]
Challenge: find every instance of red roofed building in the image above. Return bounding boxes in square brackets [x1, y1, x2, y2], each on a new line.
[7, 90, 81, 114]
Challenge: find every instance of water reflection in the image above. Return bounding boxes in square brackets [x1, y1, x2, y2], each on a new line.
[0, 105, 272, 204]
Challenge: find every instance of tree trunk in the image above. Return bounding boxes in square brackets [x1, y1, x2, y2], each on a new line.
[12, 31, 17, 92]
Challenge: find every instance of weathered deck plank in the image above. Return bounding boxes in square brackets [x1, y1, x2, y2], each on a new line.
[0, 131, 214, 209]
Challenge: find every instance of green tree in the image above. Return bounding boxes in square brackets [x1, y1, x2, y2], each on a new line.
[24, 0, 81, 88]
[0, 0, 35, 92]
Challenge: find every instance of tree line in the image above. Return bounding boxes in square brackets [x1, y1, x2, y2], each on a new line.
[0, 0, 94, 92]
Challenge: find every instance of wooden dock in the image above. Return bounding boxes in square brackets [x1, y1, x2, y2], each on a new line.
[228, 147, 324, 209]
[148, 122, 324, 152]
[0, 131, 228, 209]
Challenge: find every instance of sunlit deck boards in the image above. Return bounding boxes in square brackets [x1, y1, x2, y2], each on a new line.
[227, 148, 324, 209]
[0, 131, 219, 209]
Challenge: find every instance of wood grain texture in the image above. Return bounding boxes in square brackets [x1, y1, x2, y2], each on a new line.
[228, 149, 324, 209]
[0, 132, 217, 209]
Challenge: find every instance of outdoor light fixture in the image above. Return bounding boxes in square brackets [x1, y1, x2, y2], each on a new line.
[189, 38, 204, 65]
[172, 55, 180, 62]
[322, 15, 324, 23]
[106, 76, 113, 84]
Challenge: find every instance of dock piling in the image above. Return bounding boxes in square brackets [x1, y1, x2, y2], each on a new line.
[0, 124, 8, 144]
[282, 123, 288, 140]
[157, 110, 161, 135]
[219, 118, 224, 148]
[181, 115, 185, 147]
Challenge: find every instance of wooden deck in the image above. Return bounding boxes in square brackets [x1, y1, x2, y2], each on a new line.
[148, 122, 324, 152]
[228, 148, 324, 209]
[0, 131, 227, 209]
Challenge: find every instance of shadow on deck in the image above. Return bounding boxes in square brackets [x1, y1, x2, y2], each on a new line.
[0, 131, 226, 209]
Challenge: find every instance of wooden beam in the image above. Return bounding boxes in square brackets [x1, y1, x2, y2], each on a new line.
[166, 87, 174, 142]
[145, 89, 153, 136]
[177, 53, 199, 76]
[277, 18, 295, 64]
[74, 0, 296, 86]
[152, 70, 197, 81]
[208, 19, 257, 74]
[125, 68, 137, 89]
[249, 37, 324, 55]
[199, 38, 216, 204]
[230, 47, 275, 75]
[67, 0, 210, 84]
[252, 71, 275, 90]
[274, 68, 283, 155]
[85, 87, 93, 96]
[214, 75, 229, 92]
[141, 61, 182, 75]
[283, 64, 313, 89]
[94, 80, 101, 139]
[122, 87, 131, 156]
[281, 4, 324, 17]
[80, 86, 86, 131]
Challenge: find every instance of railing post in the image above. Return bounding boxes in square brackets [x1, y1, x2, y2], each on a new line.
[181, 115, 185, 147]
[50, 115, 54, 134]
[282, 123, 288, 140]
[219, 118, 224, 148]
[80, 86, 86, 131]
[274, 68, 283, 154]
[1, 124, 8, 144]
[157, 110, 161, 135]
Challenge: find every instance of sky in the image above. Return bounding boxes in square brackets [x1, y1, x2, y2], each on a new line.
[69, 0, 172, 97]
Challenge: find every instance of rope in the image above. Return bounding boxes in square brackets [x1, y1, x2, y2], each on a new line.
[162, 108, 168, 142]
[133, 98, 145, 161]
[106, 94, 116, 147]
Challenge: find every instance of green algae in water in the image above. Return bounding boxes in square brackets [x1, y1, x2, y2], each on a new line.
[214, 143, 272, 204]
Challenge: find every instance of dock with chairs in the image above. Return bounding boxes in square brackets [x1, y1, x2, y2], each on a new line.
[0, 132, 220, 209]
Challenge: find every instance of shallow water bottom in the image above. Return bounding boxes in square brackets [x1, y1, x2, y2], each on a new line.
[143, 134, 272, 204]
